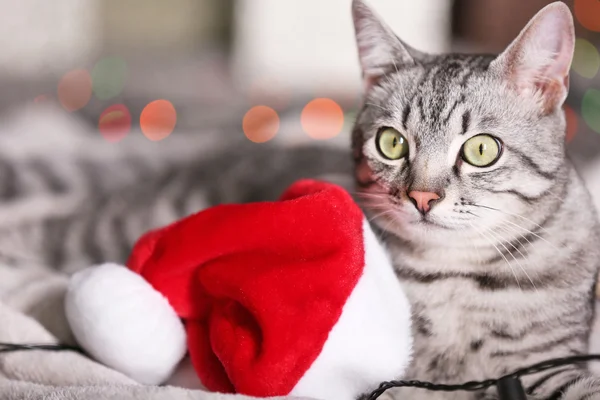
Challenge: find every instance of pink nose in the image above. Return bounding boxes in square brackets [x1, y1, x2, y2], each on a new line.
[408, 191, 441, 213]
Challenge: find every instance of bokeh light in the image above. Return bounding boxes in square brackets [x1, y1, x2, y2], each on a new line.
[564, 105, 578, 143]
[98, 104, 132, 143]
[572, 39, 600, 79]
[301, 98, 344, 140]
[57, 69, 92, 112]
[575, 0, 600, 32]
[242, 106, 279, 143]
[582, 89, 600, 134]
[92, 56, 128, 101]
[140, 100, 177, 141]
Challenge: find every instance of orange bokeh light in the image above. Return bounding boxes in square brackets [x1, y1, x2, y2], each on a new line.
[301, 98, 344, 140]
[140, 100, 177, 141]
[57, 69, 92, 112]
[564, 105, 578, 143]
[575, 0, 600, 32]
[242, 106, 279, 143]
[98, 104, 132, 143]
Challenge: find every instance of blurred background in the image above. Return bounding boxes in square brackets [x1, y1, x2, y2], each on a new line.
[2, 0, 600, 204]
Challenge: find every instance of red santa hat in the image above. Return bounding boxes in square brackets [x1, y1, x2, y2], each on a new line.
[65, 179, 413, 400]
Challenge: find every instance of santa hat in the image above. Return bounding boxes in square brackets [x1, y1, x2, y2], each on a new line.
[65, 180, 412, 400]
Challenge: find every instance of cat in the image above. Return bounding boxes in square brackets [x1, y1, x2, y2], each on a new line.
[2, 1, 598, 399]
[350, 1, 600, 399]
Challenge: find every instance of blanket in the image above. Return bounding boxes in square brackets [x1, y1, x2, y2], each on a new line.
[4, 260, 600, 400]
[0, 265, 315, 400]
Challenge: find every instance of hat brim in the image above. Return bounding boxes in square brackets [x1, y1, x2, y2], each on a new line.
[290, 219, 413, 400]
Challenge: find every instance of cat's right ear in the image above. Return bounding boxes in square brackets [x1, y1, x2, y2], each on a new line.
[490, 2, 575, 114]
[352, 0, 417, 91]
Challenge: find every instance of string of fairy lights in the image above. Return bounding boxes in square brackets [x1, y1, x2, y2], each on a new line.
[33, 0, 600, 145]
[241, 98, 347, 144]
[35, 54, 348, 145]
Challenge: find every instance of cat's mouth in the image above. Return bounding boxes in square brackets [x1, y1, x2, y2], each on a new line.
[414, 214, 454, 230]
[417, 215, 438, 226]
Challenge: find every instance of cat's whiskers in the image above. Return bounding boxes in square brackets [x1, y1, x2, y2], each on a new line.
[469, 221, 522, 290]
[496, 222, 545, 286]
[465, 211, 480, 219]
[487, 227, 538, 292]
[355, 192, 389, 200]
[492, 216, 561, 253]
[542, 189, 566, 204]
[367, 209, 396, 223]
[468, 204, 566, 253]
[469, 203, 549, 233]
[497, 221, 534, 254]
[381, 211, 405, 234]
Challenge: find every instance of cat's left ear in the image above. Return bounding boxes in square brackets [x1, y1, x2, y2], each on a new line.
[491, 2, 575, 114]
[352, 0, 422, 91]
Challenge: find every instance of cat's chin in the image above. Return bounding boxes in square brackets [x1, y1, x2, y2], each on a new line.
[375, 213, 451, 234]
[414, 219, 452, 230]
[406, 212, 467, 231]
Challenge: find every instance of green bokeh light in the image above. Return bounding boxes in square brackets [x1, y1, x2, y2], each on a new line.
[92, 57, 127, 100]
[582, 89, 600, 133]
[572, 38, 600, 79]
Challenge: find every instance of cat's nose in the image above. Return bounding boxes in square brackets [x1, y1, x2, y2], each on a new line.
[408, 191, 441, 214]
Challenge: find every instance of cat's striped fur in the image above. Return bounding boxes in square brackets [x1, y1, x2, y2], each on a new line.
[0, 139, 352, 273]
[352, 1, 600, 399]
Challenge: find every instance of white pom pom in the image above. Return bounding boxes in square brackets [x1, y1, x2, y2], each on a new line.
[65, 263, 187, 385]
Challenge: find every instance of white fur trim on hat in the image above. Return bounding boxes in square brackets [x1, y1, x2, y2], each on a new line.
[290, 219, 413, 400]
[64, 263, 187, 385]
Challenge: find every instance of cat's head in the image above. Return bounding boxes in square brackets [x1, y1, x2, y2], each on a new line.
[351, 0, 575, 246]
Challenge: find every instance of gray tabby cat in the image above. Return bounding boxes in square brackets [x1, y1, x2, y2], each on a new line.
[351, 1, 600, 399]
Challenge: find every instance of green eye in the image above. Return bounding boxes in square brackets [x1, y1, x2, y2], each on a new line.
[462, 134, 502, 167]
[376, 128, 409, 160]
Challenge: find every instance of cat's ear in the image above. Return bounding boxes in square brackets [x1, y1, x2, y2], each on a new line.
[352, 0, 419, 91]
[490, 2, 575, 114]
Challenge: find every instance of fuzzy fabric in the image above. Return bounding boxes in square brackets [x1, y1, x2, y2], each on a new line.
[65, 263, 189, 385]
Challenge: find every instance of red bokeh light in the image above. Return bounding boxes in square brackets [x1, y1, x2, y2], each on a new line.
[575, 0, 600, 32]
[98, 104, 132, 143]
[57, 69, 92, 112]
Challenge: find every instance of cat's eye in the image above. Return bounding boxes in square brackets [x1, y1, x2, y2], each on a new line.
[376, 128, 409, 160]
[461, 134, 502, 167]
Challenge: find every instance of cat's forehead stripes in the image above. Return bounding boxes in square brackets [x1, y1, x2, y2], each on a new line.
[383, 54, 495, 136]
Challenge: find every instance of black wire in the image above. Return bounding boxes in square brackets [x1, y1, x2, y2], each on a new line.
[366, 354, 600, 400]
[0, 342, 83, 354]
[1, 342, 600, 399]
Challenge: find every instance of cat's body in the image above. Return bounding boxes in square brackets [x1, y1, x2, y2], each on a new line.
[351, 1, 600, 399]
[386, 162, 600, 400]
